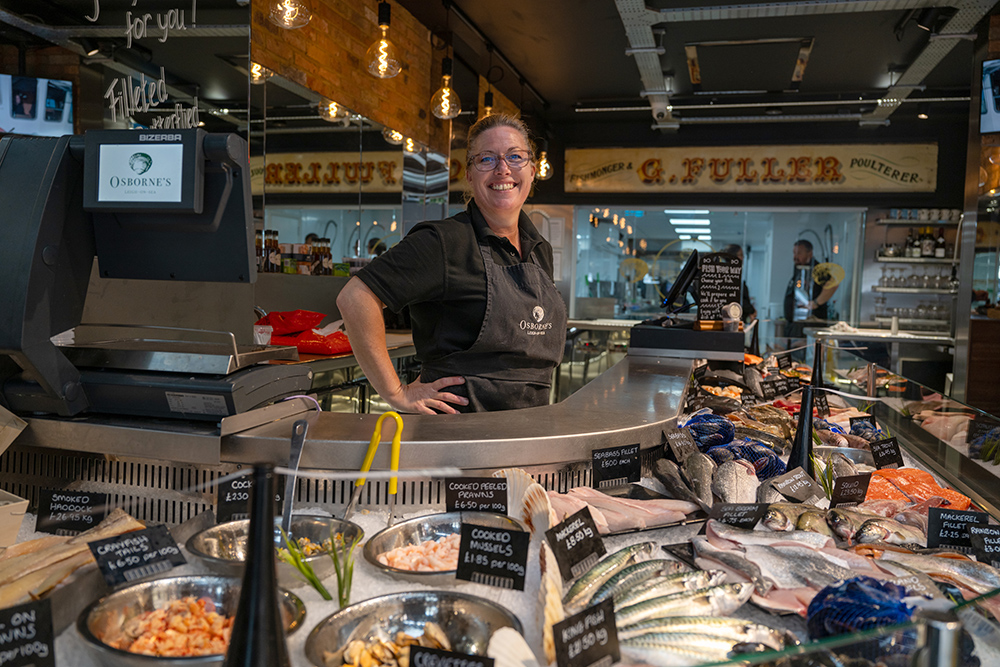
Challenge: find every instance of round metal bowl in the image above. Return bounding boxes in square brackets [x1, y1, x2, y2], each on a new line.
[304, 591, 523, 667]
[185, 514, 364, 589]
[363, 511, 524, 586]
[77, 574, 306, 666]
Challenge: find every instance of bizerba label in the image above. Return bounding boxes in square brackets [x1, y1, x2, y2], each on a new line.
[98, 143, 184, 202]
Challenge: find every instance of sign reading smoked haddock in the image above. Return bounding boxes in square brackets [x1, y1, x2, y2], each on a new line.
[564, 144, 937, 193]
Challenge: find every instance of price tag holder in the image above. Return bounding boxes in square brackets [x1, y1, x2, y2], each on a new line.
[0, 598, 55, 667]
[456, 523, 528, 591]
[89, 524, 187, 587]
[710, 503, 767, 529]
[741, 392, 759, 408]
[777, 355, 792, 370]
[553, 598, 620, 667]
[545, 508, 606, 582]
[870, 437, 904, 470]
[760, 378, 779, 401]
[779, 375, 798, 395]
[217, 472, 284, 524]
[692, 364, 708, 382]
[926, 508, 989, 551]
[814, 390, 830, 419]
[771, 467, 825, 503]
[409, 646, 494, 667]
[35, 489, 109, 536]
[445, 478, 508, 514]
[969, 525, 1000, 568]
[830, 473, 871, 507]
[850, 415, 877, 431]
[663, 427, 698, 464]
[591, 444, 641, 489]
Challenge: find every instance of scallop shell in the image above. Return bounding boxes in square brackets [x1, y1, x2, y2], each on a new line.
[492, 467, 536, 513]
[486, 627, 540, 667]
[538, 542, 564, 666]
[517, 483, 557, 536]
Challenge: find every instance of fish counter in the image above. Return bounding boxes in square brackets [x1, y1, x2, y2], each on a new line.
[4, 350, 1000, 666]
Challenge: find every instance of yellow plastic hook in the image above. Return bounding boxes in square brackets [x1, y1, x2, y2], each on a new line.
[355, 411, 404, 495]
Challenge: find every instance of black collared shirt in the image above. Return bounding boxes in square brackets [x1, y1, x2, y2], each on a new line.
[355, 200, 554, 363]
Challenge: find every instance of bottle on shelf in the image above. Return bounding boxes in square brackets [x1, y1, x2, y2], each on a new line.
[934, 227, 947, 259]
[255, 230, 264, 273]
[267, 230, 283, 273]
[904, 228, 915, 258]
[909, 228, 921, 258]
[920, 226, 935, 258]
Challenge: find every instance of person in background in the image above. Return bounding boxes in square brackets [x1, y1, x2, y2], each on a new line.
[783, 239, 838, 337]
[367, 237, 387, 258]
[721, 244, 756, 323]
[337, 113, 567, 414]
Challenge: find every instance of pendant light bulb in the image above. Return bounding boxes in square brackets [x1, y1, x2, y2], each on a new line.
[404, 137, 417, 153]
[319, 99, 349, 123]
[536, 150, 554, 181]
[430, 57, 461, 120]
[249, 62, 273, 85]
[269, 0, 311, 29]
[483, 90, 494, 117]
[366, 2, 401, 78]
[382, 127, 404, 145]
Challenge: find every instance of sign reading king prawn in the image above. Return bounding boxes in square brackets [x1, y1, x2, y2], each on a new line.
[564, 144, 937, 193]
[249, 151, 403, 195]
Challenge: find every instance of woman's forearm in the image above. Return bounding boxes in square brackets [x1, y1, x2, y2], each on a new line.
[336, 277, 405, 403]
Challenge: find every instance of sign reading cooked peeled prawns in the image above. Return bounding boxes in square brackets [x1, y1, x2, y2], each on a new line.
[564, 144, 937, 193]
[249, 152, 403, 195]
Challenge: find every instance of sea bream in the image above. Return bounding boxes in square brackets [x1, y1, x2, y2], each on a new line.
[682, 452, 717, 509]
[855, 517, 927, 547]
[712, 460, 759, 504]
[762, 503, 815, 532]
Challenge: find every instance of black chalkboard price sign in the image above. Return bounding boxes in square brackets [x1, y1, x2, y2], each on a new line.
[710, 503, 767, 529]
[591, 444, 641, 489]
[696, 252, 742, 321]
[217, 471, 284, 524]
[409, 646, 494, 667]
[546, 508, 606, 581]
[772, 467, 825, 503]
[0, 598, 54, 667]
[760, 378, 779, 401]
[36, 489, 109, 536]
[89, 524, 187, 587]
[776, 355, 792, 370]
[966, 415, 1000, 446]
[455, 523, 529, 590]
[814, 390, 830, 418]
[553, 598, 620, 667]
[969, 525, 1000, 568]
[445, 478, 508, 513]
[663, 427, 698, 464]
[870, 437, 904, 470]
[926, 507, 989, 551]
[830, 474, 872, 507]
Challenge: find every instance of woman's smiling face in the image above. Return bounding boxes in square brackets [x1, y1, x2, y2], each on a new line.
[467, 126, 535, 223]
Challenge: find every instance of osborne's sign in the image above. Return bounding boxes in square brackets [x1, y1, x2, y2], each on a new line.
[564, 144, 937, 193]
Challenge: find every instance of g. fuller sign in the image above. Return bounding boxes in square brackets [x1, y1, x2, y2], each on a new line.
[564, 144, 937, 193]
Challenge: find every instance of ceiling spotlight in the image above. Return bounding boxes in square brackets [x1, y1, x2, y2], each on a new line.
[430, 57, 461, 120]
[249, 62, 273, 85]
[917, 102, 930, 120]
[366, 1, 401, 79]
[382, 127, 404, 145]
[916, 8, 941, 31]
[319, 99, 349, 123]
[269, 0, 311, 28]
[78, 38, 100, 57]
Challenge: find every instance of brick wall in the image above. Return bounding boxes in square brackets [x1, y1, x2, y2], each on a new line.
[0, 45, 81, 133]
[251, 0, 449, 155]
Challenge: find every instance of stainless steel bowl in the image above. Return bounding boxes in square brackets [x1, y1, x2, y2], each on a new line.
[77, 574, 306, 667]
[304, 591, 523, 667]
[363, 511, 524, 586]
[185, 514, 363, 589]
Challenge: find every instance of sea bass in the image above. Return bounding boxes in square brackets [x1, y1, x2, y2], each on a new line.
[682, 452, 717, 509]
[653, 459, 706, 510]
[712, 460, 759, 504]
[690, 538, 773, 596]
[562, 542, 655, 611]
[706, 519, 834, 549]
[742, 544, 854, 591]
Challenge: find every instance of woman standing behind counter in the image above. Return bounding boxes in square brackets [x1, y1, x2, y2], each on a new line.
[337, 114, 567, 414]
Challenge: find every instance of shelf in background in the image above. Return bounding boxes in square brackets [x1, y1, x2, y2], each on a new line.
[872, 286, 958, 294]
[873, 316, 951, 327]
[874, 218, 960, 226]
[875, 256, 955, 264]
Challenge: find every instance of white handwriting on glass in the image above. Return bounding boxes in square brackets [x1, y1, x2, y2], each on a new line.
[85, 0, 198, 47]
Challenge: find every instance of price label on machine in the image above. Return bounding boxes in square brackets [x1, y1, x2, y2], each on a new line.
[553, 599, 620, 667]
[445, 478, 508, 514]
[546, 508, 606, 582]
[455, 523, 529, 591]
[36, 489, 109, 536]
[591, 444, 641, 489]
[89, 524, 187, 587]
[927, 507, 989, 552]
[0, 599, 55, 667]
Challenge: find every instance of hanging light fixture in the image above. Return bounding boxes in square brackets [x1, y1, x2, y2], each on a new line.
[269, 0, 311, 29]
[536, 139, 554, 181]
[319, 99, 349, 123]
[482, 90, 494, 117]
[430, 57, 461, 120]
[366, 1, 401, 78]
[249, 62, 273, 85]
[382, 127, 404, 145]
[404, 137, 417, 152]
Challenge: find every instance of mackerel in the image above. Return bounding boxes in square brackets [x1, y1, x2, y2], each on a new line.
[615, 582, 754, 626]
[562, 541, 655, 611]
[613, 570, 725, 610]
[617, 617, 794, 650]
[588, 558, 684, 607]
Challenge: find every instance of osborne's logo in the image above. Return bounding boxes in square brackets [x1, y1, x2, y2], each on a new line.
[129, 152, 153, 175]
[521, 305, 552, 334]
[532, 306, 545, 323]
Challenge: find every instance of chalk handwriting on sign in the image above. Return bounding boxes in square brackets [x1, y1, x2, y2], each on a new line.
[0, 599, 55, 667]
[86, 0, 198, 46]
[697, 253, 742, 322]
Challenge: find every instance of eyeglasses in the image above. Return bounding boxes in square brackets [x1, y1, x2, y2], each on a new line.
[469, 150, 533, 172]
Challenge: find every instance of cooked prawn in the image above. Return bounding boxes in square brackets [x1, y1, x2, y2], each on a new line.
[111, 596, 233, 657]
[376, 533, 461, 572]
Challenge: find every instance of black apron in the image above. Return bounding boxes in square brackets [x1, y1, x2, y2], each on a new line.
[419, 235, 567, 412]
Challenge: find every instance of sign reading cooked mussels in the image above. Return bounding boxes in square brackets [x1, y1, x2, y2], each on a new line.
[456, 523, 528, 590]
[409, 646, 494, 667]
[697, 253, 742, 321]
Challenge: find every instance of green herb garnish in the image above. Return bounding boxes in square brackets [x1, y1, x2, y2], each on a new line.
[329, 529, 362, 608]
[277, 526, 332, 600]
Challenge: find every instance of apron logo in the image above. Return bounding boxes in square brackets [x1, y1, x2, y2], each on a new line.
[521, 305, 552, 334]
